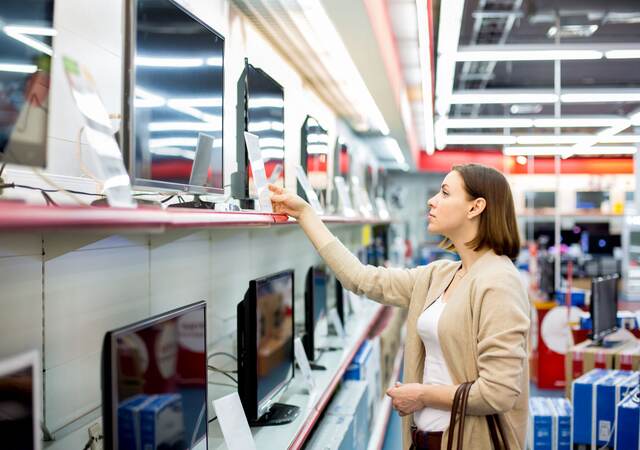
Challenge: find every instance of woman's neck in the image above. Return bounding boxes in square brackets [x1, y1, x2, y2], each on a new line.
[451, 238, 489, 272]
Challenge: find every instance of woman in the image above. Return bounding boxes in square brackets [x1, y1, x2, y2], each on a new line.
[269, 163, 530, 450]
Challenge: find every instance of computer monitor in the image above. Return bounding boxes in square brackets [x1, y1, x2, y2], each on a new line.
[299, 116, 329, 202]
[0, 350, 41, 450]
[335, 277, 346, 327]
[576, 191, 609, 209]
[102, 301, 207, 450]
[525, 191, 556, 209]
[589, 274, 619, 347]
[302, 266, 327, 364]
[122, 0, 224, 194]
[0, 0, 54, 168]
[232, 59, 285, 208]
[587, 234, 621, 256]
[237, 270, 298, 426]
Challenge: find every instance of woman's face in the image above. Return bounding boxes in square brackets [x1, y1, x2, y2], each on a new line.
[427, 171, 474, 236]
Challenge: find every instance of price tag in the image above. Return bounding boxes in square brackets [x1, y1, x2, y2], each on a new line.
[244, 132, 272, 213]
[212, 392, 257, 450]
[329, 308, 345, 339]
[294, 337, 315, 393]
[295, 165, 323, 214]
[333, 176, 356, 217]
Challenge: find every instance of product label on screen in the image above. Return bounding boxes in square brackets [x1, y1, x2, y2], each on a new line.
[294, 337, 315, 392]
[328, 309, 345, 339]
[334, 176, 356, 217]
[295, 165, 323, 214]
[244, 132, 273, 213]
[213, 393, 257, 450]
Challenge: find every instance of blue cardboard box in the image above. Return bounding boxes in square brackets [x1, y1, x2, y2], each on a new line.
[117, 394, 157, 450]
[344, 340, 372, 381]
[528, 397, 553, 450]
[327, 380, 369, 450]
[306, 414, 354, 450]
[571, 368, 615, 446]
[615, 386, 640, 450]
[550, 398, 571, 450]
[595, 370, 638, 447]
[555, 288, 586, 307]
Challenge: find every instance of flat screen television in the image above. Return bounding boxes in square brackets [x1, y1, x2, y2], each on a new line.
[335, 277, 346, 326]
[122, 0, 224, 194]
[102, 301, 208, 450]
[0, 350, 41, 450]
[587, 234, 621, 256]
[576, 191, 609, 209]
[299, 116, 329, 195]
[232, 59, 285, 208]
[538, 254, 555, 300]
[0, 0, 54, 168]
[525, 191, 555, 209]
[589, 274, 619, 347]
[237, 270, 298, 426]
[302, 266, 327, 364]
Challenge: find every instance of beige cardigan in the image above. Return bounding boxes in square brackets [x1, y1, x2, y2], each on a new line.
[319, 239, 530, 450]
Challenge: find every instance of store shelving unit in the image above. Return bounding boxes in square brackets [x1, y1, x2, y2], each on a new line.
[0, 201, 391, 232]
[207, 302, 385, 450]
[367, 346, 404, 450]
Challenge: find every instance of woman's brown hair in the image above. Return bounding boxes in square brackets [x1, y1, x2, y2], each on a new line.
[441, 163, 521, 259]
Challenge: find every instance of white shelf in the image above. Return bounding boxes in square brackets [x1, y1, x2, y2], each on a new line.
[366, 346, 405, 450]
[207, 301, 385, 450]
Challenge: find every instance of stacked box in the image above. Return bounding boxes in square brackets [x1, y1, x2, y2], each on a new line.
[615, 341, 640, 371]
[550, 398, 571, 450]
[118, 394, 157, 450]
[306, 414, 354, 450]
[594, 370, 638, 448]
[139, 394, 186, 450]
[565, 340, 630, 398]
[528, 397, 553, 450]
[327, 380, 369, 450]
[571, 369, 614, 446]
[344, 340, 380, 429]
[615, 386, 640, 450]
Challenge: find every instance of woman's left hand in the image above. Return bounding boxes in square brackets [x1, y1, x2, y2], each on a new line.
[386, 382, 426, 416]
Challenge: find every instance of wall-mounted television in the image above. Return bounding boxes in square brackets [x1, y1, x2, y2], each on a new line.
[0, 350, 41, 450]
[302, 266, 327, 366]
[122, 0, 224, 194]
[237, 270, 298, 426]
[0, 0, 54, 168]
[299, 116, 329, 194]
[525, 191, 556, 209]
[102, 301, 207, 450]
[232, 59, 285, 208]
[576, 191, 609, 209]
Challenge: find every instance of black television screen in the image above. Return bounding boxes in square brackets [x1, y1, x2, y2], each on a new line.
[123, 0, 224, 193]
[237, 270, 297, 425]
[102, 302, 207, 450]
[576, 191, 609, 209]
[300, 116, 329, 191]
[590, 274, 619, 345]
[0, 0, 54, 168]
[538, 255, 555, 300]
[525, 191, 555, 209]
[587, 234, 621, 255]
[0, 350, 40, 450]
[303, 267, 327, 362]
[232, 60, 284, 204]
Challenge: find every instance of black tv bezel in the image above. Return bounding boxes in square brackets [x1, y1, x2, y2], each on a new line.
[237, 269, 295, 423]
[231, 59, 285, 203]
[122, 0, 225, 194]
[589, 274, 619, 343]
[303, 266, 327, 362]
[101, 301, 208, 450]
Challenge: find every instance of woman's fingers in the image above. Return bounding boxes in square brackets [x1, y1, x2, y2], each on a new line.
[268, 183, 284, 194]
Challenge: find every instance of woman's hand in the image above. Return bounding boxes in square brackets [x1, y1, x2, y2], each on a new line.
[386, 382, 427, 417]
[268, 184, 312, 220]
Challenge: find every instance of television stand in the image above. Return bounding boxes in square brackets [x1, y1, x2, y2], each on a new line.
[252, 403, 300, 427]
[587, 340, 622, 349]
[168, 194, 216, 209]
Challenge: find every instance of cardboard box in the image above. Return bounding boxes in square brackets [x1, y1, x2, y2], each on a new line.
[327, 380, 369, 450]
[550, 398, 572, 450]
[139, 394, 186, 450]
[615, 386, 640, 450]
[571, 369, 615, 446]
[306, 414, 354, 450]
[615, 340, 640, 371]
[344, 340, 379, 427]
[564, 340, 632, 398]
[594, 370, 638, 448]
[528, 397, 553, 450]
[118, 394, 157, 450]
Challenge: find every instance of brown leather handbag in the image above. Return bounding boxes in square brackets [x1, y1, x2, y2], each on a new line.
[446, 382, 511, 450]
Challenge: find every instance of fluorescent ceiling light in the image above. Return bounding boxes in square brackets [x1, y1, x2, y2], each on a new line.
[4, 25, 54, 56]
[532, 117, 631, 128]
[434, 0, 464, 117]
[148, 121, 221, 132]
[547, 24, 599, 38]
[503, 146, 637, 156]
[455, 49, 602, 62]
[516, 135, 590, 144]
[0, 63, 37, 73]
[450, 91, 558, 104]
[510, 104, 543, 114]
[605, 50, 640, 59]
[416, 0, 436, 155]
[444, 134, 517, 145]
[442, 117, 534, 128]
[561, 92, 640, 103]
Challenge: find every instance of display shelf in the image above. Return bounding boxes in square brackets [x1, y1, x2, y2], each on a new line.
[0, 201, 390, 232]
[366, 346, 404, 450]
[207, 301, 385, 450]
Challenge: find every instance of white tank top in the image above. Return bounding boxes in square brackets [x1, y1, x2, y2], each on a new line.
[414, 295, 453, 432]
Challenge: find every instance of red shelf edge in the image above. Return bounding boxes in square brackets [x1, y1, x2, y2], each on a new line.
[288, 305, 386, 450]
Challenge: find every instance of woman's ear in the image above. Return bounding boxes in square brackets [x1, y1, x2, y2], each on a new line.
[468, 197, 486, 219]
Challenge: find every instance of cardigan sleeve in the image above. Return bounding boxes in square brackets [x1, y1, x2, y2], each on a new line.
[466, 271, 530, 415]
[317, 238, 426, 309]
